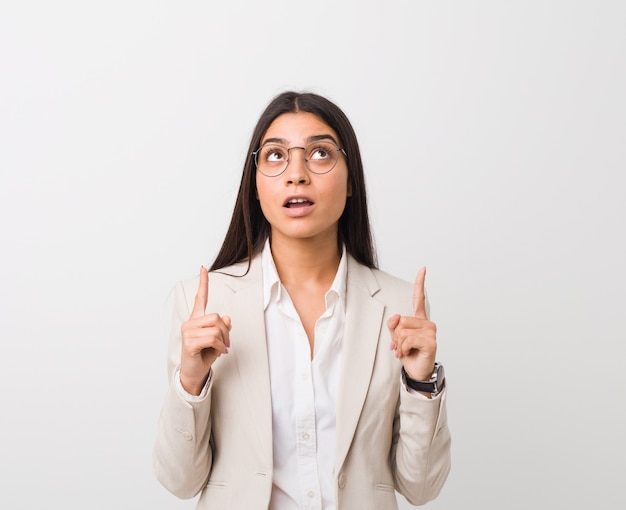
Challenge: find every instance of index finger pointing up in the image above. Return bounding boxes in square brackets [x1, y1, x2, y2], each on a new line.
[413, 266, 428, 319]
[191, 265, 209, 318]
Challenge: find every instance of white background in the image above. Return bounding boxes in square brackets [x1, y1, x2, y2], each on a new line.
[1, 1, 624, 509]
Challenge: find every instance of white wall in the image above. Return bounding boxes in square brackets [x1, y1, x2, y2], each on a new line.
[1, 1, 624, 508]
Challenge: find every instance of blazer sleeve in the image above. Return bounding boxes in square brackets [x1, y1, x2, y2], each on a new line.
[391, 380, 452, 505]
[382, 283, 451, 505]
[153, 279, 214, 499]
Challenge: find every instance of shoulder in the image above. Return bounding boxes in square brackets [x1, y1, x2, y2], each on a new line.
[348, 255, 411, 291]
[177, 255, 262, 305]
[371, 267, 414, 312]
[370, 265, 432, 318]
[347, 255, 413, 312]
[371, 267, 413, 293]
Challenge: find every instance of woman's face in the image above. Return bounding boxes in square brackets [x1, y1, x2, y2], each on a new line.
[255, 112, 351, 246]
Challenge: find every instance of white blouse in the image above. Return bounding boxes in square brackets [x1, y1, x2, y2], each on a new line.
[262, 240, 346, 510]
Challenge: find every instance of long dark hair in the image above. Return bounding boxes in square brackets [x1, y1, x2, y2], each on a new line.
[210, 91, 377, 272]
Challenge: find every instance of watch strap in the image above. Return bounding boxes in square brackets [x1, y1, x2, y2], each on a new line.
[402, 364, 445, 395]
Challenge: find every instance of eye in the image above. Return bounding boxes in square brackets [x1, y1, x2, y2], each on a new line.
[307, 142, 335, 161]
[262, 145, 287, 163]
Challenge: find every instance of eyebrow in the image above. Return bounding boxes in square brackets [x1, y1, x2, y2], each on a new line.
[261, 134, 340, 146]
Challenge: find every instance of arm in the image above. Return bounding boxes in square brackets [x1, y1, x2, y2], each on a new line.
[391, 386, 451, 505]
[387, 268, 451, 504]
[153, 370, 214, 499]
[153, 269, 231, 498]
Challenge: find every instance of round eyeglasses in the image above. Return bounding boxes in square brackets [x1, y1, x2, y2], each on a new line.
[252, 140, 347, 177]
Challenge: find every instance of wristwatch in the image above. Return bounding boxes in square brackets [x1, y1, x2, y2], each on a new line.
[402, 363, 445, 396]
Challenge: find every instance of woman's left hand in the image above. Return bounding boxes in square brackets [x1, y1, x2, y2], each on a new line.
[387, 267, 438, 382]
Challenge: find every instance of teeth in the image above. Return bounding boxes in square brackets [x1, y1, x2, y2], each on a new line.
[288, 198, 307, 204]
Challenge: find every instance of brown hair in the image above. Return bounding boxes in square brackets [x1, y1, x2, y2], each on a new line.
[210, 91, 377, 271]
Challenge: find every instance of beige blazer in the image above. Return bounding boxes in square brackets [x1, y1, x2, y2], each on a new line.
[153, 254, 451, 509]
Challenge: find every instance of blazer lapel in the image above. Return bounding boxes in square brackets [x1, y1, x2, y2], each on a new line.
[334, 256, 385, 473]
[220, 256, 274, 463]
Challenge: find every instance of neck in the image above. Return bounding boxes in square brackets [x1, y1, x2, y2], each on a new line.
[269, 235, 341, 286]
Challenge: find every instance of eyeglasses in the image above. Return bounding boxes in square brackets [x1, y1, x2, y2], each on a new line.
[252, 140, 347, 177]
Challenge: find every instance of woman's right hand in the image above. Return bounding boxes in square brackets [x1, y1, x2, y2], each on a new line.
[179, 266, 231, 395]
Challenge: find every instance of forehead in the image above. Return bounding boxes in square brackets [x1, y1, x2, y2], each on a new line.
[262, 112, 338, 144]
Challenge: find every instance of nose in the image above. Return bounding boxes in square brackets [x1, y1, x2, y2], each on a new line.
[283, 146, 309, 184]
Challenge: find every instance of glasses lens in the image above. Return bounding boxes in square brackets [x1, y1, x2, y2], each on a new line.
[255, 144, 289, 177]
[305, 141, 340, 174]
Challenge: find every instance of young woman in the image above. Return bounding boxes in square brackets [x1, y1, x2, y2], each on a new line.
[153, 91, 451, 509]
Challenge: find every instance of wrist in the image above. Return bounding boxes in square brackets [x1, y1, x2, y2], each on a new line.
[180, 372, 210, 396]
[404, 365, 435, 382]
[401, 363, 445, 397]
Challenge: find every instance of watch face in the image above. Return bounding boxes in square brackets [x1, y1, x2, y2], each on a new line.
[436, 364, 445, 383]
[435, 364, 445, 392]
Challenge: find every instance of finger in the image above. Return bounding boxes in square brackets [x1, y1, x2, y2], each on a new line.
[398, 326, 437, 357]
[399, 335, 423, 358]
[184, 334, 229, 359]
[185, 313, 231, 347]
[191, 266, 209, 318]
[214, 316, 231, 349]
[222, 316, 232, 347]
[183, 324, 230, 354]
[223, 315, 232, 330]
[387, 314, 400, 330]
[413, 266, 428, 319]
[387, 314, 400, 351]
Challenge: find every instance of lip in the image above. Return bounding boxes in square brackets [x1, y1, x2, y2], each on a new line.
[283, 194, 315, 217]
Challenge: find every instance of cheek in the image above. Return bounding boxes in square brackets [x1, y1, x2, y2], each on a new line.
[323, 181, 350, 215]
[255, 180, 270, 204]
[255, 181, 276, 218]
[331, 171, 351, 203]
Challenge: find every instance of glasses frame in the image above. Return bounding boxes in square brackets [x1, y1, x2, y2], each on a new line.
[252, 141, 347, 178]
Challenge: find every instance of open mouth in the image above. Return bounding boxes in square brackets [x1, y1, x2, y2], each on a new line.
[284, 197, 314, 208]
